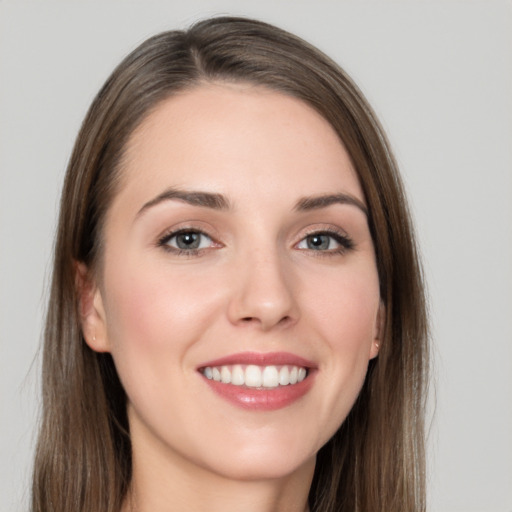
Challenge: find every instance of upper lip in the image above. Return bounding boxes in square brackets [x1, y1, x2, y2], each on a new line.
[197, 351, 316, 369]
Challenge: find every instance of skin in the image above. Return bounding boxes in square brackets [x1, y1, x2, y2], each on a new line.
[80, 83, 382, 512]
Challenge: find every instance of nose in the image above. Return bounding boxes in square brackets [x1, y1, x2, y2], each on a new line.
[227, 248, 299, 331]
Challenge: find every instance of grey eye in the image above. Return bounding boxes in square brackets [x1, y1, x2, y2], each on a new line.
[305, 234, 331, 250]
[298, 234, 340, 251]
[166, 231, 213, 251]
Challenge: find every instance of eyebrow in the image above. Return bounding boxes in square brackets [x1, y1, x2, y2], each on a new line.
[136, 187, 231, 218]
[136, 187, 367, 219]
[294, 193, 368, 216]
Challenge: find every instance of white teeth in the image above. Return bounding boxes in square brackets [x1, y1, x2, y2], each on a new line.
[262, 365, 279, 387]
[220, 366, 231, 384]
[279, 366, 290, 386]
[231, 364, 244, 385]
[202, 364, 308, 388]
[245, 365, 262, 388]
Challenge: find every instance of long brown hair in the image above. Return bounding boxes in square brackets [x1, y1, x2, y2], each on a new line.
[32, 16, 429, 512]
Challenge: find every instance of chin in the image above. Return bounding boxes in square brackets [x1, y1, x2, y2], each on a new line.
[204, 450, 316, 482]
[192, 429, 319, 482]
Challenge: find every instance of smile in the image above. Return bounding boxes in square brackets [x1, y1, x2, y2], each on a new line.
[201, 364, 308, 388]
[197, 352, 316, 410]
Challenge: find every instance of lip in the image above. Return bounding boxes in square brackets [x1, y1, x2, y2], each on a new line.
[197, 351, 317, 369]
[197, 351, 317, 411]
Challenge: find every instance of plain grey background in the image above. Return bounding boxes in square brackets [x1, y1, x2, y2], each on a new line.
[1, 1, 511, 511]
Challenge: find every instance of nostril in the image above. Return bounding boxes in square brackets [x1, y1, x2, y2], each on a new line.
[278, 315, 292, 326]
[240, 315, 291, 325]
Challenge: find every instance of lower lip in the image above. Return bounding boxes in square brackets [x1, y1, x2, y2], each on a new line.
[201, 373, 315, 411]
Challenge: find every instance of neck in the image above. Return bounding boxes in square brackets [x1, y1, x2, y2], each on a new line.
[125, 471, 313, 512]
[123, 429, 315, 512]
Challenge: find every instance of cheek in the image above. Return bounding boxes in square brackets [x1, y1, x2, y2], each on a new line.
[104, 260, 217, 340]
[101, 260, 224, 383]
[312, 268, 380, 348]
[305, 267, 380, 425]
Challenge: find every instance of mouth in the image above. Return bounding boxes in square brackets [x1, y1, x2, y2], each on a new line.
[197, 352, 316, 410]
[200, 364, 308, 388]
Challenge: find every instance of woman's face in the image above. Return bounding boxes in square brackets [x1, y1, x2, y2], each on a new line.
[84, 84, 382, 482]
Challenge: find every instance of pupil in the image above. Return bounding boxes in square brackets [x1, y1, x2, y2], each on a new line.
[177, 232, 200, 249]
[308, 235, 329, 250]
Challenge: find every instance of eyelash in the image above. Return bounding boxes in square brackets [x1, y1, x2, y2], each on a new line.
[157, 227, 354, 257]
[157, 228, 217, 256]
[297, 228, 354, 256]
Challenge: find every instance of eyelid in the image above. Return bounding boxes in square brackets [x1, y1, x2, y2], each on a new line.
[295, 224, 350, 242]
[156, 224, 223, 255]
[294, 225, 355, 254]
[154, 222, 354, 257]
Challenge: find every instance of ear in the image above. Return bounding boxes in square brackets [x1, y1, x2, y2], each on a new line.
[75, 261, 110, 353]
[369, 301, 385, 359]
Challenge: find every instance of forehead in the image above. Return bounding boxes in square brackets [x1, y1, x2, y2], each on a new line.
[116, 83, 364, 211]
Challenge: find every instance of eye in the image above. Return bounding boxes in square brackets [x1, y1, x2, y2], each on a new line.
[159, 229, 216, 253]
[296, 231, 354, 254]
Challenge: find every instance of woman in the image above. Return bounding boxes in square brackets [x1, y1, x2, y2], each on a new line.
[32, 16, 429, 512]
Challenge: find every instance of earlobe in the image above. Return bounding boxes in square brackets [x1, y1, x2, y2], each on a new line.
[75, 261, 110, 353]
[370, 302, 385, 359]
